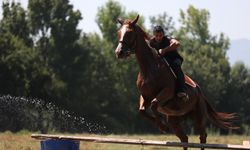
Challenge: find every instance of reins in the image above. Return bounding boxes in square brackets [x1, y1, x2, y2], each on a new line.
[146, 40, 177, 78]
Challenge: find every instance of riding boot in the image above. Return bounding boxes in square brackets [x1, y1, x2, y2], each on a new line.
[173, 67, 189, 101]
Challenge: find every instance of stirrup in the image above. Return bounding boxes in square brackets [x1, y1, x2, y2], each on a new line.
[177, 92, 189, 102]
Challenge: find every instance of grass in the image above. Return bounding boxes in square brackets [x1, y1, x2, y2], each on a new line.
[0, 131, 38, 150]
[0, 131, 249, 150]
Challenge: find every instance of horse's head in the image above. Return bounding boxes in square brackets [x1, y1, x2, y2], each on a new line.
[115, 15, 140, 59]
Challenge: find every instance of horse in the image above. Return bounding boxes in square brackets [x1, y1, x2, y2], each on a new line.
[115, 15, 238, 150]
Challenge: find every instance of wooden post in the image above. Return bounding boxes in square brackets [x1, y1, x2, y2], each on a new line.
[31, 134, 250, 150]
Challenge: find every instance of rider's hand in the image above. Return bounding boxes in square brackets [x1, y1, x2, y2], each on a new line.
[159, 49, 164, 55]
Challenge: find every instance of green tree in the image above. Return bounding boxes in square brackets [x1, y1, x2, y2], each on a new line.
[0, 1, 63, 99]
[176, 5, 230, 105]
[28, 0, 87, 109]
[0, 32, 33, 95]
[149, 12, 175, 36]
[96, 0, 125, 44]
[1, 1, 32, 46]
[224, 62, 250, 118]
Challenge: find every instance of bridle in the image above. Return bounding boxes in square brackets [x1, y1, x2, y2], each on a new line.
[119, 25, 138, 54]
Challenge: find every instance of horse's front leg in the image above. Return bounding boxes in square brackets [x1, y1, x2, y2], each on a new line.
[139, 95, 167, 133]
[150, 87, 174, 131]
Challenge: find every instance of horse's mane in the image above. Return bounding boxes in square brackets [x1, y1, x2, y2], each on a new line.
[121, 19, 159, 58]
[123, 19, 151, 40]
[134, 24, 159, 58]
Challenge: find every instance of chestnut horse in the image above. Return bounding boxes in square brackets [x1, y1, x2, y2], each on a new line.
[115, 15, 238, 150]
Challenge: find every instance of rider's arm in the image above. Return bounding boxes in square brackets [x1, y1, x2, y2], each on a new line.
[159, 39, 180, 55]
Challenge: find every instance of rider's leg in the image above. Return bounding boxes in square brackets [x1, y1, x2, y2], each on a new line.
[170, 58, 189, 101]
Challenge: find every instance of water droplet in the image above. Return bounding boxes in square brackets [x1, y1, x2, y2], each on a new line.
[0, 95, 109, 134]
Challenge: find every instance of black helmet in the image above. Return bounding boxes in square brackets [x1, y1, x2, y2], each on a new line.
[153, 25, 164, 34]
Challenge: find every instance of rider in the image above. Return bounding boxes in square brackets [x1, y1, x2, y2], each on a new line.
[149, 25, 189, 101]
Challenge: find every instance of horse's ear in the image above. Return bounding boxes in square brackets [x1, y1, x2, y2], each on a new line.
[117, 18, 124, 25]
[131, 15, 139, 26]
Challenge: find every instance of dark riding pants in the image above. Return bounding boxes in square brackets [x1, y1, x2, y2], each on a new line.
[165, 57, 185, 93]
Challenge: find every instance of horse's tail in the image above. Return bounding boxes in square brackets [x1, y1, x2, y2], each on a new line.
[196, 85, 239, 130]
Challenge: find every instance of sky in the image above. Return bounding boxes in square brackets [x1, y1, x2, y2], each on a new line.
[1, 0, 250, 65]
[72, 0, 250, 40]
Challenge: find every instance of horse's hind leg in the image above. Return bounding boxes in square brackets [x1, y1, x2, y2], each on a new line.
[194, 117, 207, 150]
[192, 101, 208, 150]
[168, 116, 188, 150]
